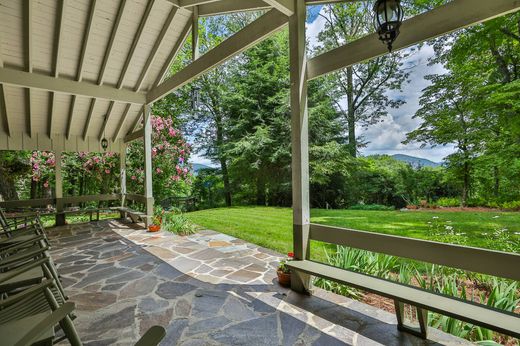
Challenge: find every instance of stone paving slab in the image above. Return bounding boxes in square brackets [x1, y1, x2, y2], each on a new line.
[47, 220, 470, 346]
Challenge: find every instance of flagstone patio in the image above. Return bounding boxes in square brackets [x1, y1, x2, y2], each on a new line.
[48, 220, 469, 345]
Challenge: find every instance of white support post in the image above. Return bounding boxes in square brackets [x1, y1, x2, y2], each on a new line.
[289, 0, 311, 293]
[192, 5, 200, 60]
[55, 150, 65, 226]
[143, 104, 154, 226]
[120, 144, 127, 208]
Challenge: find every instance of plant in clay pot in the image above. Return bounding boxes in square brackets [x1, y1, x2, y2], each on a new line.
[277, 252, 294, 287]
[148, 207, 164, 232]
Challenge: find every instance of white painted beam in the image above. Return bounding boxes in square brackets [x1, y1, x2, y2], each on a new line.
[135, 7, 178, 92]
[124, 128, 144, 143]
[83, 98, 96, 139]
[143, 104, 154, 226]
[289, 0, 311, 292]
[198, 0, 270, 16]
[263, 0, 294, 16]
[49, 0, 65, 137]
[147, 9, 289, 103]
[308, 0, 520, 80]
[0, 28, 9, 137]
[180, 0, 219, 7]
[0, 68, 147, 104]
[25, 0, 33, 137]
[68, 0, 97, 139]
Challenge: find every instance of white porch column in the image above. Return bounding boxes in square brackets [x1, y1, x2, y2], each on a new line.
[55, 149, 65, 225]
[120, 144, 127, 208]
[289, 0, 311, 292]
[143, 104, 154, 226]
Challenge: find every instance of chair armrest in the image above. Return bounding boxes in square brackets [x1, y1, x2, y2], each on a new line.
[14, 302, 76, 346]
[0, 279, 54, 308]
[134, 326, 166, 346]
[0, 257, 47, 284]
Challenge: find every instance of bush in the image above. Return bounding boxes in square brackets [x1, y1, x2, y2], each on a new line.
[435, 197, 460, 207]
[349, 204, 395, 211]
[162, 210, 197, 236]
[500, 200, 520, 211]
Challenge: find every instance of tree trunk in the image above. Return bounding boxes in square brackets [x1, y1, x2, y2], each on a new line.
[493, 166, 500, 198]
[215, 115, 232, 207]
[30, 179, 37, 199]
[346, 66, 356, 157]
[256, 172, 266, 206]
[0, 165, 19, 200]
[461, 161, 470, 207]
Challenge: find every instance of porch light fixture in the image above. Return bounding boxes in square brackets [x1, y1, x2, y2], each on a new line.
[101, 114, 109, 151]
[373, 0, 404, 52]
[191, 85, 201, 112]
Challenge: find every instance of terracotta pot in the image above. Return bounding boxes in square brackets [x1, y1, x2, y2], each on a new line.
[277, 270, 291, 287]
[148, 224, 161, 232]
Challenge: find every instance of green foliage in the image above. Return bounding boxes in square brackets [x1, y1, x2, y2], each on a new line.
[162, 209, 197, 236]
[348, 204, 395, 211]
[435, 197, 461, 208]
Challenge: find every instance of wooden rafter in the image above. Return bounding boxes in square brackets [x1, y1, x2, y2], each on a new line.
[198, 0, 270, 17]
[134, 7, 178, 92]
[263, 0, 294, 16]
[147, 9, 289, 103]
[83, 0, 128, 140]
[67, 0, 98, 139]
[307, 0, 520, 80]
[113, 103, 132, 141]
[0, 68, 146, 104]
[49, 0, 65, 137]
[25, 0, 33, 136]
[180, 0, 219, 7]
[99, 0, 156, 140]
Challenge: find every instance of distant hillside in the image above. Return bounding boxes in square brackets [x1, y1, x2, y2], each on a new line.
[391, 154, 441, 168]
[192, 163, 213, 173]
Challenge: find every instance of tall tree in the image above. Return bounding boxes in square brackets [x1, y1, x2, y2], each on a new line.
[313, 3, 410, 157]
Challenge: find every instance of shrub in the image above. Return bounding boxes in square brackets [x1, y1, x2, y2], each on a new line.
[500, 200, 520, 211]
[349, 204, 395, 211]
[435, 197, 460, 207]
[162, 210, 197, 236]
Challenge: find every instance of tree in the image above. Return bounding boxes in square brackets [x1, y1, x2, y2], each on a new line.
[313, 3, 410, 157]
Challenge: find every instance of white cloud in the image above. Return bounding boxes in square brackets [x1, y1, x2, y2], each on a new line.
[305, 7, 454, 162]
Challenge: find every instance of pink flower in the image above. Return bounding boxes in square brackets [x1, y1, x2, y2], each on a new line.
[156, 168, 163, 174]
[43, 181, 49, 188]
[105, 169, 111, 174]
[131, 175, 136, 180]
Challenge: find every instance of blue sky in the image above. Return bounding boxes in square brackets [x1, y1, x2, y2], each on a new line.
[192, 6, 454, 166]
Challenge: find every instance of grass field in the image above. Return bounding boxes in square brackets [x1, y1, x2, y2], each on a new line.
[186, 206, 520, 259]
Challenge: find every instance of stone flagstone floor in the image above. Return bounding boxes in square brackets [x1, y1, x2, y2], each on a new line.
[47, 220, 469, 345]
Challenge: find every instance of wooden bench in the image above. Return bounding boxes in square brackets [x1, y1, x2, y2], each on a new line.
[111, 207, 146, 224]
[287, 260, 520, 339]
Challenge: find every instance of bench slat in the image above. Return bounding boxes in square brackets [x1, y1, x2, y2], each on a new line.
[288, 260, 520, 338]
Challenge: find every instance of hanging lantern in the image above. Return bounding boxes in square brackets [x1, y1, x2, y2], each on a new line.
[373, 0, 404, 52]
[192, 85, 201, 112]
[101, 137, 108, 151]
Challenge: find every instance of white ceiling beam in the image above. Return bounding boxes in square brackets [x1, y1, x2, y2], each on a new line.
[0, 68, 147, 104]
[198, 0, 270, 16]
[263, 0, 294, 16]
[100, 0, 156, 140]
[180, 0, 219, 7]
[68, 0, 97, 139]
[25, 0, 33, 137]
[135, 7, 178, 92]
[308, 0, 520, 80]
[113, 103, 132, 141]
[84, 0, 128, 140]
[147, 9, 289, 103]
[49, 0, 65, 137]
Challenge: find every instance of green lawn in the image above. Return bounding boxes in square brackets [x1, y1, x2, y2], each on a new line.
[186, 206, 520, 259]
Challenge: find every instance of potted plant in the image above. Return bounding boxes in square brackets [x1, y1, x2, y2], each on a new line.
[277, 252, 294, 287]
[148, 207, 164, 232]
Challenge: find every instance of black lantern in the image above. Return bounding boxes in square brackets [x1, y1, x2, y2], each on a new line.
[101, 137, 108, 151]
[191, 85, 201, 112]
[373, 0, 404, 52]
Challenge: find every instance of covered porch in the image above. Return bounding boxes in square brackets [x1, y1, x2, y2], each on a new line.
[47, 220, 467, 345]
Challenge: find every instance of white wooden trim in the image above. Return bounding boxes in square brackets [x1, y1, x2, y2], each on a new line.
[192, 6, 200, 60]
[77, 0, 97, 83]
[49, 0, 66, 137]
[113, 103, 132, 141]
[135, 7, 178, 92]
[198, 0, 270, 16]
[180, 0, 219, 7]
[98, 0, 128, 86]
[25, 0, 33, 136]
[263, 0, 294, 16]
[143, 104, 153, 226]
[0, 68, 147, 104]
[83, 98, 96, 140]
[147, 9, 289, 103]
[0, 33, 7, 136]
[120, 144, 127, 196]
[289, 0, 311, 292]
[307, 0, 520, 80]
